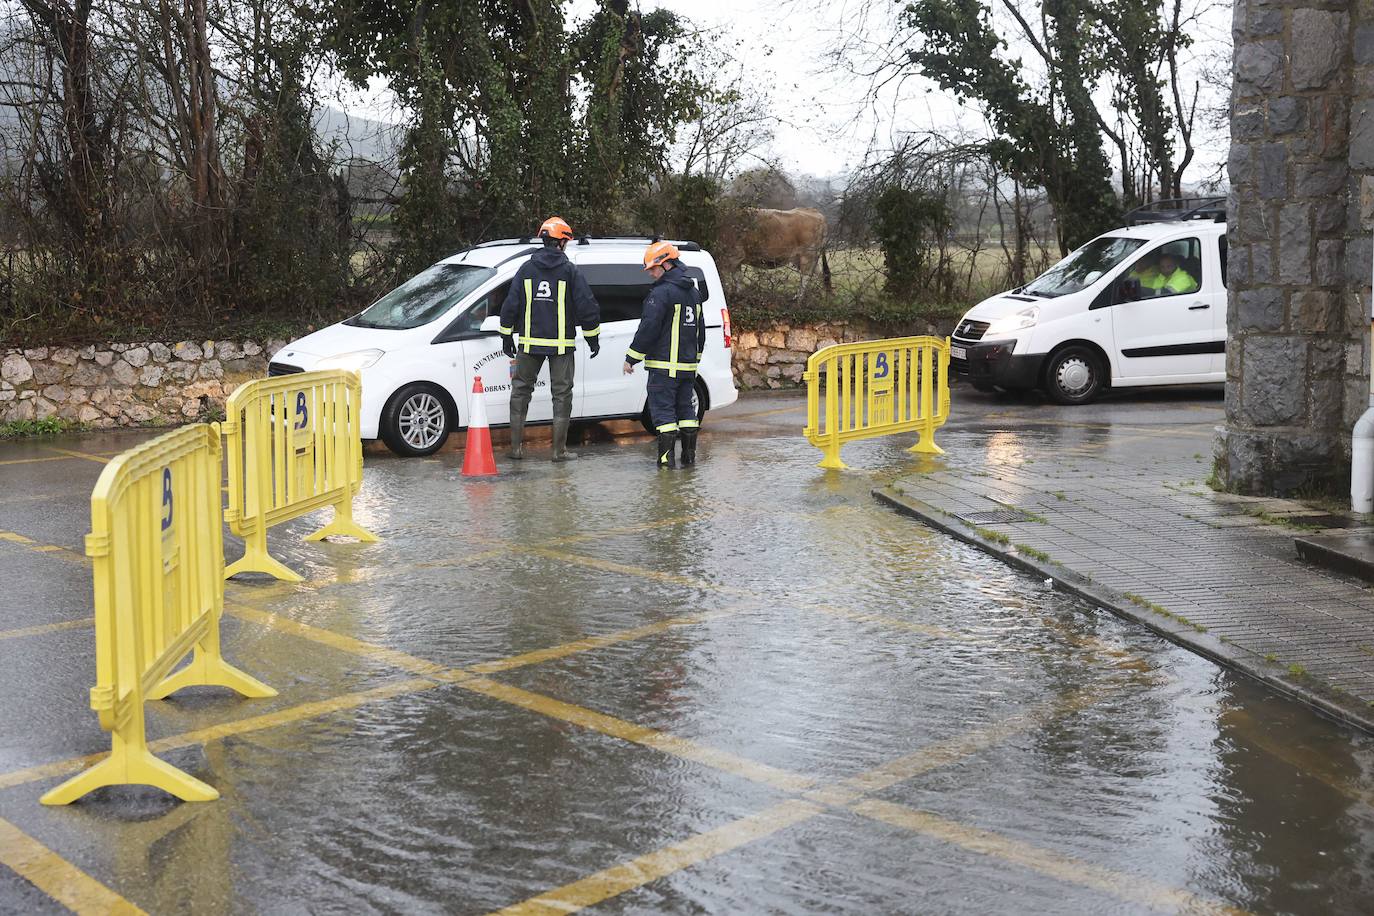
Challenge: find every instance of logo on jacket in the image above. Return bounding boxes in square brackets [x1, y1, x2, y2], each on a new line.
[536, 280, 552, 299]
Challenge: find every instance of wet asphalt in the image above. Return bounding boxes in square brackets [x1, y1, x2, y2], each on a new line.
[1, 384, 1372, 914]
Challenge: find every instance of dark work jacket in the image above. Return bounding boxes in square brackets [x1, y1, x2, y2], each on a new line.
[624, 266, 706, 378]
[498, 247, 601, 355]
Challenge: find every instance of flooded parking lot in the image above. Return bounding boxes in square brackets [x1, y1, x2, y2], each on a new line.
[1, 392, 1372, 914]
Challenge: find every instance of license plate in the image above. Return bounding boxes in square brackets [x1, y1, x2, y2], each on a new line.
[950, 345, 967, 360]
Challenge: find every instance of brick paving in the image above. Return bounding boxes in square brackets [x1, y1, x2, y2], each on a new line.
[886, 395, 1374, 729]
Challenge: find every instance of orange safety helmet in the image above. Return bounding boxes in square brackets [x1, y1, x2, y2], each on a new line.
[642, 239, 680, 271]
[538, 216, 574, 241]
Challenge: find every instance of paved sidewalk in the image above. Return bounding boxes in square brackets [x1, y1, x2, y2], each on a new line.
[881, 392, 1374, 732]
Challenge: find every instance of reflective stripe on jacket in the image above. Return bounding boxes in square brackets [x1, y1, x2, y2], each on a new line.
[1140, 268, 1198, 295]
[498, 247, 601, 355]
[625, 266, 706, 378]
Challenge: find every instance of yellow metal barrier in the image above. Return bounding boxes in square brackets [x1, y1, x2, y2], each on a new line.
[803, 336, 951, 469]
[41, 425, 276, 805]
[224, 370, 377, 582]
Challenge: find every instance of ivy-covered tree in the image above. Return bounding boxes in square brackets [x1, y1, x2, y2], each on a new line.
[328, 0, 706, 271]
[902, 0, 1120, 251]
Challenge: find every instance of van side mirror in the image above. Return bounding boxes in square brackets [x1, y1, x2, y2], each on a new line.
[479, 315, 503, 335]
[1117, 277, 1141, 303]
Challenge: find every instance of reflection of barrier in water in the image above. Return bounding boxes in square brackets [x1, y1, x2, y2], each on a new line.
[803, 336, 951, 470]
[41, 424, 276, 805]
[223, 370, 378, 582]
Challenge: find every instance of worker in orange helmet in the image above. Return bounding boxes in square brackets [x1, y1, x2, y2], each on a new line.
[498, 216, 602, 461]
[623, 240, 706, 468]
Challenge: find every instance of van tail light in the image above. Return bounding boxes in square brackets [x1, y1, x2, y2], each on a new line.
[722, 307, 732, 349]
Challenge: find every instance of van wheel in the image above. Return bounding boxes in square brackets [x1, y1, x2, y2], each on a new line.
[1043, 346, 1104, 405]
[638, 380, 709, 434]
[381, 383, 454, 456]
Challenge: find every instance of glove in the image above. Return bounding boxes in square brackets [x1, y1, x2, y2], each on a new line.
[501, 334, 516, 358]
[587, 337, 601, 359]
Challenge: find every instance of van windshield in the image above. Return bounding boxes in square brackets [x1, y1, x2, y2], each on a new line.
[1021, 237, 1145, 298]
[348, 263, 496, 330]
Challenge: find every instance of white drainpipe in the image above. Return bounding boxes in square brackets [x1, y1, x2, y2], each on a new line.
[1352, 243, 1374, 513]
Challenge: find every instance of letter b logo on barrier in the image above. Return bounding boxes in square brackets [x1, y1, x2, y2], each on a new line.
[161, 467, 173, 531]
[874, 352, 890, 380]
[294, 391, 308, 430]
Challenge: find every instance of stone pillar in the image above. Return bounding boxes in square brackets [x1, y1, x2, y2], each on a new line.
[1223, 0, 1367, 495]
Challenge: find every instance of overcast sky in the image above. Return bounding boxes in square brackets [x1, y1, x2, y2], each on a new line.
[332, 0, 1232, 185]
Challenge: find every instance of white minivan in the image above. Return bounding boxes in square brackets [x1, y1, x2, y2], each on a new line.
[269, 237, 739, 456]
[951, 211, 1228, 404]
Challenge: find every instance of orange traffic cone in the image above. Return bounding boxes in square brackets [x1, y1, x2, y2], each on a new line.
[461, 376, 498, 477]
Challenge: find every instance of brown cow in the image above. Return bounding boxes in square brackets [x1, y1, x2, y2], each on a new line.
[718, 207, 831, 296]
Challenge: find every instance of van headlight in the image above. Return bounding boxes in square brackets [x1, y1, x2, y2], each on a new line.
[317, 349, 384, 371]
[984, 306, 1039, 337]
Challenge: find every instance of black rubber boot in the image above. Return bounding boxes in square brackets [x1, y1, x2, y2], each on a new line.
[656, 432, 678, 469]
[551, 417, 576, 461]
[680, 430, 698, 466]
[508, 409, 526, 460]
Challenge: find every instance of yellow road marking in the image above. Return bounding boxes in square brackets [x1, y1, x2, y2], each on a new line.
[225, 602, 450, 678]
[0, 817, 145, 915]
[523, 546, 745, 593]
[469, 609, 738, 674]
[492, 800, 824, 915]
[543, 514, 716, 547]
[0, 678, 442, 792]
[492, 683, 1245, 916]
[848, 799, 1247, 916]
[807, 604, 979, 642]
[0, 454, 81, 467]
[0, 618, 93, 641]
[43, 447, 111, 465]
[458, 675, 814, 793]
[0, 529, 86, 562]
[0, 604, 763, 793]
[804, 691, 1098, 807]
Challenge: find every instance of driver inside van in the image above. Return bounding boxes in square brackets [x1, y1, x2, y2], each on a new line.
[1127, 251, 1198, 297]
[1149, 252, 1198, 295]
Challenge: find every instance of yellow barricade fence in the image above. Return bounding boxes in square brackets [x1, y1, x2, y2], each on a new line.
[41, 424, 276, 805]
[224, 369, 378, 582]
[803, 335, 951, 469]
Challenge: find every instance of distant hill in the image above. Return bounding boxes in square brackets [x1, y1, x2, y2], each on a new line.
[313, 106, 401, 166]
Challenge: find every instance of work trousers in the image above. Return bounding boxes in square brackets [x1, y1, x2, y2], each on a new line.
[511, 352, 575, 421]
[646, 370, 698, 433]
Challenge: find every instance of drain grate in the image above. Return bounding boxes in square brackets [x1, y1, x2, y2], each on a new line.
[959, 508, 1036, 524]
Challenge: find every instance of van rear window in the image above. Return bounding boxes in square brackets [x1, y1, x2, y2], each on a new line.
[581, 264, 710, 323]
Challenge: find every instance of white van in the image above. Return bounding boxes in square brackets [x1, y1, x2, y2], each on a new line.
[269, 238, 739, 456]
[951, 212, 1228, 404]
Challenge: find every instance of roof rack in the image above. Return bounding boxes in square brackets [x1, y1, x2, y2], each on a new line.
[469, 235, 700, 249]
[572, 235, 702, 251]
[1124, 196, 1226, 226]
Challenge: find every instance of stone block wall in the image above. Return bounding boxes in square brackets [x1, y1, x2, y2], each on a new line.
[0, 339, 286, 428]
[732, 319, 950, 390]
[0, 321, 953, 429]
[1225, 0, 1373, 494]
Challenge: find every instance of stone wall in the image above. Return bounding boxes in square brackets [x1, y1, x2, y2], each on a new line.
[0, 340, 286, 428]
[0, 320, 952, 428]
[1224, 0, 1372, 494]
[732, 318, 950, 390]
